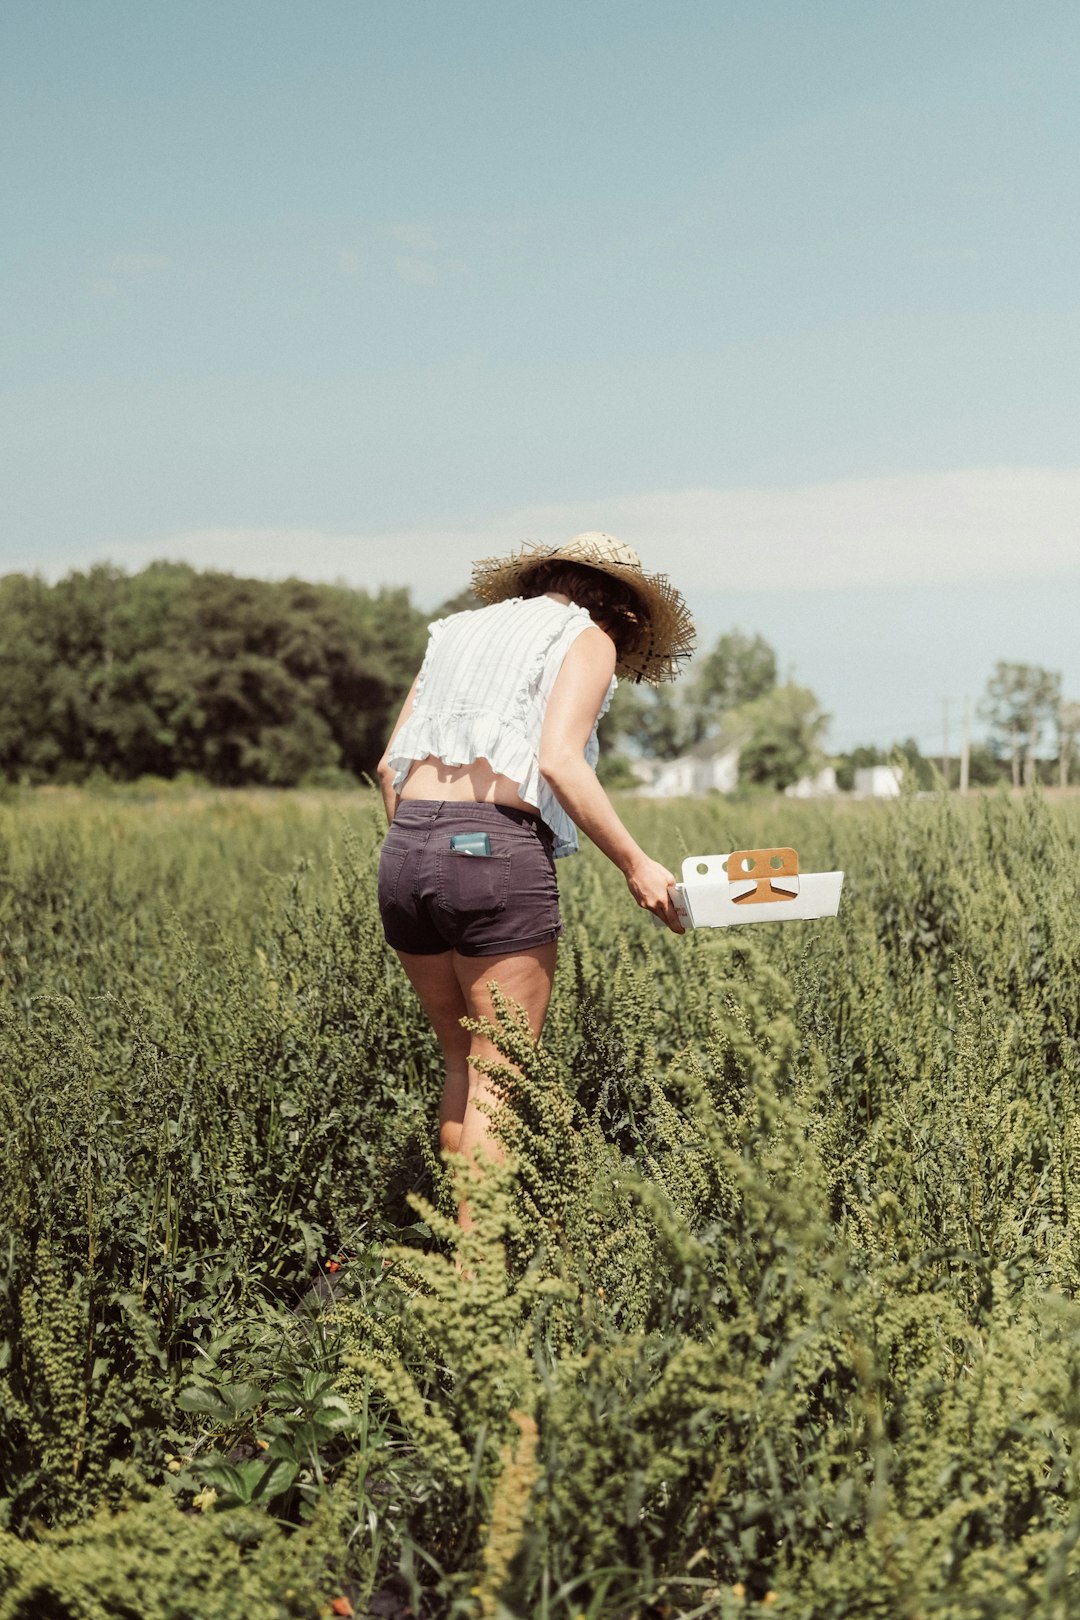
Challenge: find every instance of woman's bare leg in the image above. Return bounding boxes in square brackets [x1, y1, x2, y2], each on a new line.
[451, 943, 557, 1214]
[395, 950, 471, 1153]
[396, 941, 558, 1228]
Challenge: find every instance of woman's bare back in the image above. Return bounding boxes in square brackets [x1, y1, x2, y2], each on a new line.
[398, 754, 540, 814]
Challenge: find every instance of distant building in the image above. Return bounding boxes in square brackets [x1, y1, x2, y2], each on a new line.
[853, 764, 903, 797]
[785, 765, 839, 799]
[633, 733, 743, 797]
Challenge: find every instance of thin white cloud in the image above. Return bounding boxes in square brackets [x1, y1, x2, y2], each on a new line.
[395, 255, 439, 286]
[331, 220, 469, 285]
[518, 469, 1080, 593]
[334, 248, 365, 275]
[87, 252, 170, 298]
[55, 467, 1080, 607]
[108, 253, 169, 275]
[383, 222, 439, 254]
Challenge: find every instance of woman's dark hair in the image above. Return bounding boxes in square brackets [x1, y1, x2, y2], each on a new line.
[519, 560, 649, 660]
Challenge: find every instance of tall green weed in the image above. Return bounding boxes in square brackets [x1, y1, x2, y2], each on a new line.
[1, 787, 1080, 1616]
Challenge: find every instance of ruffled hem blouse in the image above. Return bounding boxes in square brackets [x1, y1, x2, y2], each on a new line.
[388, 595, 615, 856]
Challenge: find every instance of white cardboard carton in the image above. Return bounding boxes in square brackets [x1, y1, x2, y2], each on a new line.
[667, 847, 844, 929]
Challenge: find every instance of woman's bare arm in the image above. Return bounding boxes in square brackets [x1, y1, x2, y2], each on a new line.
[538, 628, 684, 932]
[376, 674, 420, 824]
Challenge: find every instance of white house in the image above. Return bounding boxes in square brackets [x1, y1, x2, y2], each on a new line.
[785, 765, 839, 799]
[633, 734, 743, 797]
[853, 764, 903, 797]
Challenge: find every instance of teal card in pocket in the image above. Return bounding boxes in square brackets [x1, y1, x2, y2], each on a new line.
[449, 831, 492, 857]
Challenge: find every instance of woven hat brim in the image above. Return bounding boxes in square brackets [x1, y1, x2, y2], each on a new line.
[470, 542, 696, 684]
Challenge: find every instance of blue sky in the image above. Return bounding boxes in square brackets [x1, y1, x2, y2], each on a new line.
[3, 1, 1079, 752]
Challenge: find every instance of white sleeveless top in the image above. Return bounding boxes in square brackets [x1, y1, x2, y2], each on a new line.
[388, 595, 615, 857]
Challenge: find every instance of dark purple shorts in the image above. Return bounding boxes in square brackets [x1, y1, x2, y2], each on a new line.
[377, 800, 562, 958]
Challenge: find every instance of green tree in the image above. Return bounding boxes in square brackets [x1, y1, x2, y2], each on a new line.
[155, 573, 427, 786]
[0, 565, 427, 787]
[600, 682, 689, 762]
[601, 629, 781, 764]
[688, 629, 777, 744]
[319, 584, 428, 777]
[965, 742, 1009, 787]
[980, 661, 1062, 788]
[833, 744, 886, 794]
[0, 574, 63, 780]
[1056, 699, 1080, 788]
[733, 683, 830, 791]
[892, 737, 937, 792]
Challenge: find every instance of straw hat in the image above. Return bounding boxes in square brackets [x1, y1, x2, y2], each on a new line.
[470, 532, 695, 683]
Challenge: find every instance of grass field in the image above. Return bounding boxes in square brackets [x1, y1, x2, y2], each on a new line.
[2, 783, 1080, 1619]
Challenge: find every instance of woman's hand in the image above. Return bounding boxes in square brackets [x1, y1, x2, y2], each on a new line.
[539, 630, 686, 935]
[625, 855, 685, 934]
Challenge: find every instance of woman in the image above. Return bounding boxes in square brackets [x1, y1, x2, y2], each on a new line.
[376, 532, 694, 1216]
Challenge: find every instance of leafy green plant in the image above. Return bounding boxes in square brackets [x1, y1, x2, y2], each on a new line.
[175, 1366, 355, 1515]
[4, 786, 1080, 1616]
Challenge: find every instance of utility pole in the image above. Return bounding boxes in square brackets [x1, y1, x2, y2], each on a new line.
[959, 697, 970, 794]
[942, 696, 950, 789]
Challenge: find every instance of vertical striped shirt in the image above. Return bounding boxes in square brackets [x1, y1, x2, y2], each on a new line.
[388, 595, 615, 856]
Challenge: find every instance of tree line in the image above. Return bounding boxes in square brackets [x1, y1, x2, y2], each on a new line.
[599, 629, 829, 790]
[1, 565, 1075, 791]
[0, 571, 830, 792]
[826, 661, 1080, 792]
[0, 564, 427, 786]
[600, 641, 1080, 791]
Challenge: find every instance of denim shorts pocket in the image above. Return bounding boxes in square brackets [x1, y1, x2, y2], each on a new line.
[377, 837, 413, 911]
[435, 849, 512, 916]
